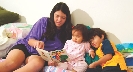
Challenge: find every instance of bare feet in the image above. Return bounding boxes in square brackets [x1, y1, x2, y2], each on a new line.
[70, 69, 77, 72]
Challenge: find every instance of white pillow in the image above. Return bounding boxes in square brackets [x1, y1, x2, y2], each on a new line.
[0, 26, 9, 46]
[0, 23, 32, 58]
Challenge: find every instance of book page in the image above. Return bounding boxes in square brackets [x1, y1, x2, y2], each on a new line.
[36, 48, 69, 62]
[49, 49, 69, 62]
[36, 48, 52, 61]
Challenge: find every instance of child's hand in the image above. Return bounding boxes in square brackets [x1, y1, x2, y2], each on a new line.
[70, 69, 77, 72]
[89, 62, 97, 68]
[89, 51, 95, 58]
[48, 60, 58, 66]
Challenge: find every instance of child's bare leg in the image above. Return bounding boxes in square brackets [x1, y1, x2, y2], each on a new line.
[13, 55, 44, 72]
[0, 49, 25, 72]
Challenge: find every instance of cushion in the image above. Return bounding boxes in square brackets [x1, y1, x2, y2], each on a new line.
[0, 26, 9, 46]
[0, 25, 17, 58]
[0, 7, 19, 26]
[3, 23, 32, 39]
[0, 6, 4, 10]
[0, 23, 32, 58]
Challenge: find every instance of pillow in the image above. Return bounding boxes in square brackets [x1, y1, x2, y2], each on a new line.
[0, 26, 9, 46]
[0, 7, 19, 26]
[0, 6, 4, 10]
[3, 23, 32, 39]
[0, 23, 32, 58]
[0, 25, 17, 58]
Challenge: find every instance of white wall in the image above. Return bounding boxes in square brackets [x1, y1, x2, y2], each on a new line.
[0, 0, 133, 44]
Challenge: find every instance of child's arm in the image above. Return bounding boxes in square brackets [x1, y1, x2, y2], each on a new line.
[89, 50, 95, 58]
[85, 42, 95, 58]
[85, 42, 93, 52]
[89, 54, 112, 68]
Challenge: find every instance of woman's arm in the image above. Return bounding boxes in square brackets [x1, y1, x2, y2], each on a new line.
[28, 39, 44, 49]
[28, 39, 39, 48]
[27, 17, 47, 48]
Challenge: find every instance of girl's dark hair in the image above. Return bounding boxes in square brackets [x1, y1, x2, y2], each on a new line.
[73, 24, 89, 42]
[88, 28, 107, 40]
[42, 2, 72, 44]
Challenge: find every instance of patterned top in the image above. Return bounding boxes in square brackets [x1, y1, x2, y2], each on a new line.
[14, 17, 64, 54]
[64, 40, 91, 62]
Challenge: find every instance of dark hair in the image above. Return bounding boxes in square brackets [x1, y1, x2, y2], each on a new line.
[88, 28, 107, 41]
[42, 2, 72, 44]
[72, 24, 89, 42]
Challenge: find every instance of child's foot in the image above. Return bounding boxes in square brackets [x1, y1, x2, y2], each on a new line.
[70, 69, 77, 72]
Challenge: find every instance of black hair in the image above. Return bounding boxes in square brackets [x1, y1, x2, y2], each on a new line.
[72, 24, 89, 42]
[42, 2, 72, 44]
[88, 28, 107, 41]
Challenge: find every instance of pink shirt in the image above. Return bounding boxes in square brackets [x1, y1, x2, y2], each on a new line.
[64, 40, 92, 62]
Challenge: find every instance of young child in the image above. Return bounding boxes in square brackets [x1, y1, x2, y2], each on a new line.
[87, 28, 127, 72]
[54, 24, 95, 72]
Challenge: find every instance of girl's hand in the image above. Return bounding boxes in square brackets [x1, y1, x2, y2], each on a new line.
[34, 41, 44, 49]
[48, 60, 58, 66]
[89, 51, 95, 58]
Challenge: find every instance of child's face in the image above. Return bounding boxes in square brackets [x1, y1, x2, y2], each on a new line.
[72, 30, 83, 44]
[90, 35, 104, 48]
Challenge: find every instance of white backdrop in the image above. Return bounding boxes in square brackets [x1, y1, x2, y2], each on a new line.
[0, 0, 133, 44]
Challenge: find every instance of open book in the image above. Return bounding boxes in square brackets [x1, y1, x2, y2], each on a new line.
[36, 48, 69, 63]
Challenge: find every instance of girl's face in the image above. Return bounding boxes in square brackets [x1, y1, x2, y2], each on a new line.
[72, 30, 83, 44]
[90, 35, 104, 48]
[54, 10, 66, 29]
